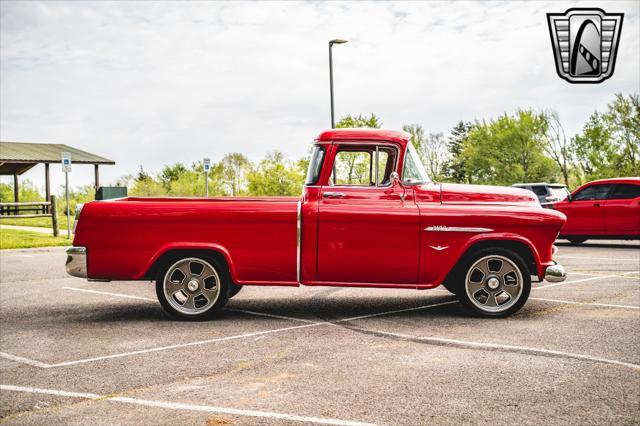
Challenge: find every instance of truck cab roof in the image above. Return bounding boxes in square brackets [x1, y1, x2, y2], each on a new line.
[315, 129, 411, 146]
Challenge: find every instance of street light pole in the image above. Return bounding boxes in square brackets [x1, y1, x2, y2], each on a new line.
[329, 39, 348, 128]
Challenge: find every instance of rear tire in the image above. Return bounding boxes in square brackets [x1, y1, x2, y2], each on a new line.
[567, 237, 587, 245]
[155, 255, 229, 320]
[451, 248, 531, 318]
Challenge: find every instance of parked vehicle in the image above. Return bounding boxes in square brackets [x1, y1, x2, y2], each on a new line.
[512, 183, 569, 208]
[66, 129, 567, 319]
[549, 177, 640, 244]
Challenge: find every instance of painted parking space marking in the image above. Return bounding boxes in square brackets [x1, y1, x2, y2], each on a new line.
[1, 299, 456, 369]
[531, 297, 639, 310]
[535, 271, 639, 290]
[0, 352, 52, 368]
[0, 385, 376, 426]
[350, 330, 640, 370]
[63, 286, 156, 302]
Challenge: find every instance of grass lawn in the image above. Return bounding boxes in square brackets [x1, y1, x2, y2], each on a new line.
[0, 216, 69, 229]
[0, 228, 72, 250]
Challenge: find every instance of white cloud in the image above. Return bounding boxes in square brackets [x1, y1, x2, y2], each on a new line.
[1, 0, 638, 191]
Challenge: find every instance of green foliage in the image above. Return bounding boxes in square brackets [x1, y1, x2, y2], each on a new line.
[444, 121, 473, 183]
[159, 163, 188, 191]
[0, 179, 44, 202]
[336, 113, 382, 129]
[247, 151, 305, 196]
[218, 153, 252, 196]
[461, 110, 558, 185]
[403, 124, 425, 152]
[571, 93, 639, 183]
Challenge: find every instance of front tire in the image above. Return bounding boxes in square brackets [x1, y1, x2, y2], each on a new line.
[155, 255, 229, 320]
[453, 248, 531, 318]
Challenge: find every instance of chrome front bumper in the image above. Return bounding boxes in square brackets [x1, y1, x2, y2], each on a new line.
[544, 262, 566, 283]
[66, 246, 87, 278]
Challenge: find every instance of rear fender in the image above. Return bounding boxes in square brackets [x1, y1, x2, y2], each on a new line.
[137, 242, 237, 282]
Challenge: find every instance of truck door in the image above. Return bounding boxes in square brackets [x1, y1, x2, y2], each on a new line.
[316, 143, 420, 284]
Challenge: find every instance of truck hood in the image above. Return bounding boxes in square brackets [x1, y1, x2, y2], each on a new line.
[438, 183, 539, 206]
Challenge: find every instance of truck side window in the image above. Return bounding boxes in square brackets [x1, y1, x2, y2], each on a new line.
[330, 146, 397, 186]
[332, 151, 372, 185]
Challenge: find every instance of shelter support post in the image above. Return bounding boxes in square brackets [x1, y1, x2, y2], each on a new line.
[13, 174, 18, 203]
[45, 163, 51, 203]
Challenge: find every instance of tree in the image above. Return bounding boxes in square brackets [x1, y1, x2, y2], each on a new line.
[335, 113, 382, 129]
[402, 124, 426, 152]
[571, 93, 639, 182]
[462, 110, 558, 185]
[543, 110, 572, 187]
[403, 124, 448, 181]
[444, 121, 473, 183]
[217, 153, 252, 196]
[247, 151, 305, 196]
[159, 163, 188, 191]
[422, 133, 448, 181]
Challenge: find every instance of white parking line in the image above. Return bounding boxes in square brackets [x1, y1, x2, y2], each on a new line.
[535, 270, 639, 290]
[556, 256, 639, 261]
[63, 287, 156, 302]
[62, 287, 325, 324]
[225, 307, 319, 323]
[48, 322, 328, 368]
[361, 331, 640, 370]
[0, 385, 376, 426]
[2, 299, 455, 369]
[0, 352, 51, 368]
[531, 297, 639, 310]
[535, 275, 618, 290]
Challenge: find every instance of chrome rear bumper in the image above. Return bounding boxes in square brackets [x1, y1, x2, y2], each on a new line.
[544, 262, 566, 283]
[66, 246, 87, 278]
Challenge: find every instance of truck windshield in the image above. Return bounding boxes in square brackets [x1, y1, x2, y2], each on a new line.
[305, 145, 325, 185]
[403, 143, 430, 184]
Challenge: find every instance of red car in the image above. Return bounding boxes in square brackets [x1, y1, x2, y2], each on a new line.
[551, 177, 640, 244]
[66, 129, 567, 319]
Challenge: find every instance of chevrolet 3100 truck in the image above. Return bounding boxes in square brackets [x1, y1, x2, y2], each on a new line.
[66, 129, 567, 319]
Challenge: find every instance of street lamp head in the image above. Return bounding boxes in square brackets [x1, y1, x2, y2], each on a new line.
[329, 39, 348, 45]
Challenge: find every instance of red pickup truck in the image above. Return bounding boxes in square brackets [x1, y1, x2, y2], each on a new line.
[66, 129, 567, 319]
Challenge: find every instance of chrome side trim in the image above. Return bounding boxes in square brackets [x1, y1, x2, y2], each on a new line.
[65, 246, 87, 278]
[296, 200, 302, 283]
[424, 226, 494, 233]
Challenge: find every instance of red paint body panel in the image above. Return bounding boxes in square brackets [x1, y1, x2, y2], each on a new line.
[552, 177, 640, 237]
[73, 129, 567, 288]
[74, 197, 299, 284]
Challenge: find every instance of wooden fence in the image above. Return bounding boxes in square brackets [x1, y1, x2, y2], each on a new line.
[0, 195, 60, 236]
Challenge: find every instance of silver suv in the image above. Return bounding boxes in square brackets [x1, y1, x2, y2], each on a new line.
[512, 183, 570, 208]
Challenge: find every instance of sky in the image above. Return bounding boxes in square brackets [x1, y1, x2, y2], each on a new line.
[1, 0, 639, 193]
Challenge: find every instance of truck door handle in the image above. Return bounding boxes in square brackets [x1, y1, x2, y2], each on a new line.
[323, 192, 345, 199]
[593, 203, 600, 207]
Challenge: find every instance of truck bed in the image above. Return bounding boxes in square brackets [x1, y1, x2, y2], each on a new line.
[73, 197, 300, 284]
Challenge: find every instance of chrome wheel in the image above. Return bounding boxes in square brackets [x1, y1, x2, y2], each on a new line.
[465, 255, 523, 314]
[163, 257, 221, 316]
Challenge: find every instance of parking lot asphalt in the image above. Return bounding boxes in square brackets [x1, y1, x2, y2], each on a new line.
[1, 241, 639, 425]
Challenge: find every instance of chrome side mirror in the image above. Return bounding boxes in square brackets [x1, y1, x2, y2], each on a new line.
[390, 171, 401, 185]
